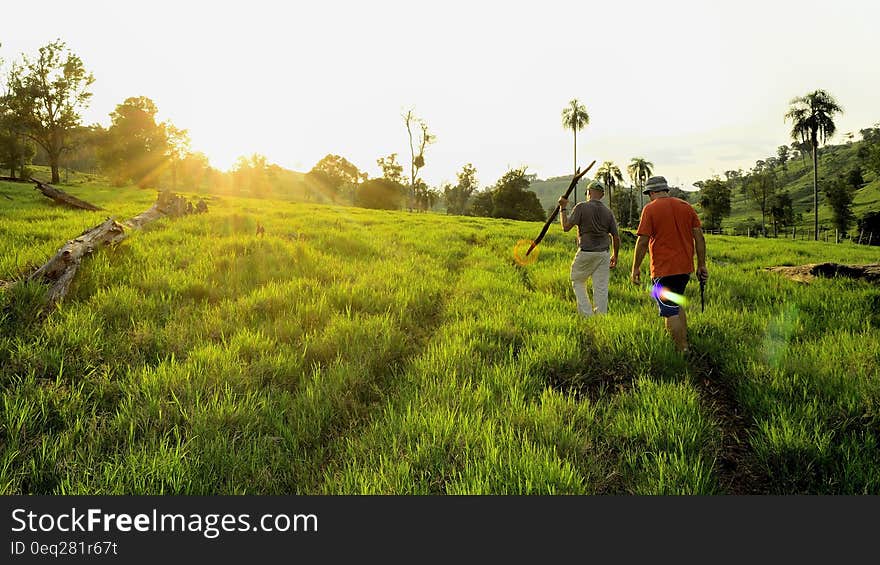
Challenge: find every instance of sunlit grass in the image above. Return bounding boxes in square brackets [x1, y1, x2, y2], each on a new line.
[1, 178, 878, 494]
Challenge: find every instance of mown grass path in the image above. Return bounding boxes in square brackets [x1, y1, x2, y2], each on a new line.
[687, 353, 763, 494]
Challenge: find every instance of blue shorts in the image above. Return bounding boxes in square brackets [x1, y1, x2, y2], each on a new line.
[652, 274, 690, 317]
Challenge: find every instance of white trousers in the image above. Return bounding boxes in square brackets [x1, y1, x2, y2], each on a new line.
[570, 250, 610, 317]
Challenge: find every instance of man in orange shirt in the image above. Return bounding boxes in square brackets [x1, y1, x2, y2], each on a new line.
[630, 175, 708, 352]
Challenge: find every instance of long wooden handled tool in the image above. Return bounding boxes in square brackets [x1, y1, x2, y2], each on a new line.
[525, 160, 596, 256]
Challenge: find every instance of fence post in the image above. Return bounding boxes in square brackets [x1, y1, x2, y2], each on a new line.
[870, 233, 874, 246]
[858, 231, 864, 245]
[747, 227, 750, 238]
[836, 229, 839, 244]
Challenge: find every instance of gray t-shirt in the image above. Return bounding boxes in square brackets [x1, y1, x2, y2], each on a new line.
[569, 200, 618, 252]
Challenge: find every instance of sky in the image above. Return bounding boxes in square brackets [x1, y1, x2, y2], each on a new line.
[2, 0, 878, 190]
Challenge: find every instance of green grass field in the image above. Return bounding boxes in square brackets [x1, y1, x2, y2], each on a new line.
[1, 179, 878, 494]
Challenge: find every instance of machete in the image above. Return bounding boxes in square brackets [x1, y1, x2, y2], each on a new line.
[700, 276, 706, 312]
[525, 159, 596, 256]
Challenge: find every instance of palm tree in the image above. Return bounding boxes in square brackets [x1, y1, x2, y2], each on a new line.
[785, 89, 843, 240]
[595, 160, 624, 214]
[561, 99, 590, 203]
[627, 157, 653, 222]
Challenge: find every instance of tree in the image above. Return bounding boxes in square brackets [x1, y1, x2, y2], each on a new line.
[470, 167, 544, 221]
[792, 140, 811, 164]
[424, 187, 441, 210]
[233, 153, 271, 197]
[857, 211, 880, 245]
[627, 157, 653, 216]
[824, 175, 855, 237]
[610, 188, 638, 228]
[468, 190, 494, 217]
[62, 124, 103, 175]
[723, 170, 744, 196]
[307, 154, 361, 203]
[846, 167, 865, 190]
[165, 123, 190, 190]
[743, 169, 776, 236]
[668, 185, 691, 202]
[777, 145, 790, 171]
[443, 163, 478, 215]
[594, 160, 623, 207]
[697, 178, 731, 230]
[376, 153, 404, 185]
[858, 125, 880, 178]
[859, 125, 880, 145]
[98, 96, 169, 188]
[490, 167, 544, 221]
[355, 178, 404, 210]
[3, 40, 94, 183]
[177, 151, 211, 192]
[769, 192, 795, 235]
[0, 68, 36, 178]
[561, 99, 590, 203]
[403, 109, 435, 211]
[785, 89, 844, 240]
[0, 120, 35, 178]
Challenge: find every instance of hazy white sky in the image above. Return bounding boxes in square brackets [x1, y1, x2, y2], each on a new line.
[2, 0, 878, 189]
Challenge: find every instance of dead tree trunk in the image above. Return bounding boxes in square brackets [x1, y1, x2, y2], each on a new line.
[31, 177, 103, 211]
[766, 263, 880, 284]
[28, 191, 208, 304]
[28, 218, 126, 303]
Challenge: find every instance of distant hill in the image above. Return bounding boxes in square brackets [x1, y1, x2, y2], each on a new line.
[528, 139, 879, 232]
[527, 173, 694, 216]
[528, 174, 595, 213]
[697, 139, 880, 233]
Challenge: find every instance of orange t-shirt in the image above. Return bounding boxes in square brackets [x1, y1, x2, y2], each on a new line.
[636, 197, 702, 277]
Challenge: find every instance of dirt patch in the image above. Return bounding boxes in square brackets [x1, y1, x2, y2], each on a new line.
[546, 363, 636, 403]
[766, 263, 880, 284]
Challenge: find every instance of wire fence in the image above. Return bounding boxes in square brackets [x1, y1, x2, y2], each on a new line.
[703, 227, 876, 245]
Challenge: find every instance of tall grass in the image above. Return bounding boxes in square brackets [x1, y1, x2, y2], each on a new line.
[1, 180, 877, 494]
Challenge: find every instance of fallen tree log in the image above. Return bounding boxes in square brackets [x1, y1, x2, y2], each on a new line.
[28, 191, 208, 304]
[124, 191, 197, 229]
[28, 218, 126, 303]
[31, 177, 103, 211]
[766, 263, 880, 284]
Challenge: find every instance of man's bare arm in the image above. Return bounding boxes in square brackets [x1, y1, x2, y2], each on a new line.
[610, 233, 620, 268]
[631, 235, 650, 284]
[558, 197, 574, 231]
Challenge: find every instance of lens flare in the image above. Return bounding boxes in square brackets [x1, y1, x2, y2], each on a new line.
[513, 239, 539, 266]
[650, 282, 688, 306]
[764, 306, 799, 368]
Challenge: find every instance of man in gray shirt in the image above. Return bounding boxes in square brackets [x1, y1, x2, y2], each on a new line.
[558, 180, 620, 317]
